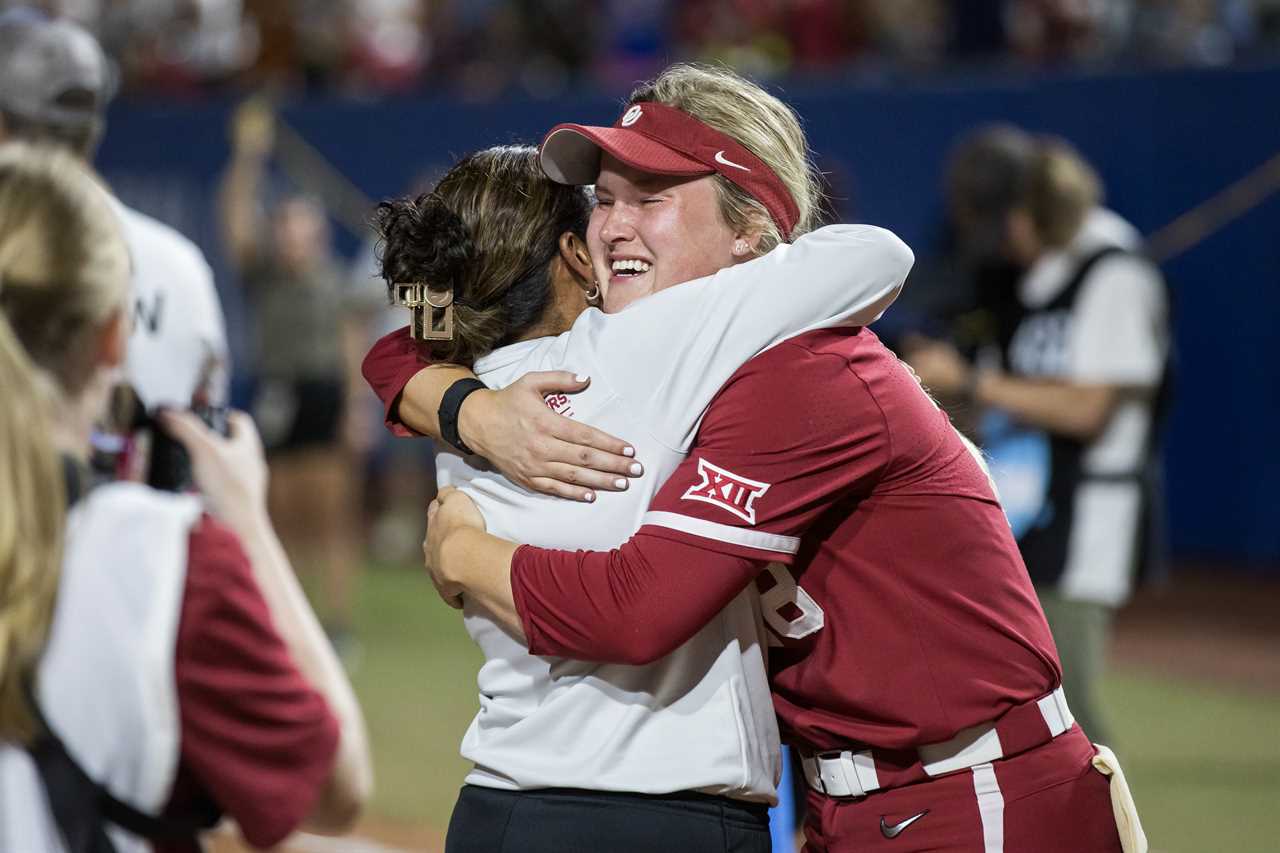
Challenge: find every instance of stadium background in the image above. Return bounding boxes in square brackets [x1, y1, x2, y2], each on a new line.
[36, 1, 1280, 850]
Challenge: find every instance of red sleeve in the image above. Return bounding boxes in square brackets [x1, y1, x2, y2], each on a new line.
[511, 334, 890, 663]
[361, 325, 432, 436]
[512, 538, 761, 665]
[164, 516, 339, 850]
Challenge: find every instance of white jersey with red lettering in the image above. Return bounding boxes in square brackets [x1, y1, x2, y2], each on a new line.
[437, 225, 913, 802]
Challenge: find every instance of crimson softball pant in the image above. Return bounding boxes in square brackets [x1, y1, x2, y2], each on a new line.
[445, 785, 772, 853]
[802, 727, 1123, 852]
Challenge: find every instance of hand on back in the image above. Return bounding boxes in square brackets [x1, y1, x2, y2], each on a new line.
[461, 371, 643, 502]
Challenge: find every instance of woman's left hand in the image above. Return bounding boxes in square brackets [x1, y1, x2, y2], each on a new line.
[424, 486, 487, 608]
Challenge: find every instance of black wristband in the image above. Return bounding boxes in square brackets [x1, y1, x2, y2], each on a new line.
[439, 378, 488, 455]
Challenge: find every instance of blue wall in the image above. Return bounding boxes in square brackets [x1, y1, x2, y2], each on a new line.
[95, 65, 1280, 566]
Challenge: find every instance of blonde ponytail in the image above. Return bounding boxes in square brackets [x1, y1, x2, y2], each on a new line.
[0, 141, 130, 743]
[0, 312, 64, 743]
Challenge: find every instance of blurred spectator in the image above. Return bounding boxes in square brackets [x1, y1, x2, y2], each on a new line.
[869, 0, 953, 67]
[10, 0, 1274, 99]
[673, 0, 791, 79]
[1004, 0, 1118, 64]
[905, 126, 1171, 746]
[343, 0, 429, 93]
[218, 98, 368, 659]
[1129, 0, 1238, 65]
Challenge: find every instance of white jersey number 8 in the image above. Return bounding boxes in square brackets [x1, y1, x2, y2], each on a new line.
[759, 562, 825, 642]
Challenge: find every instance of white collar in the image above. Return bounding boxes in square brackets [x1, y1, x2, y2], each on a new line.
[472, 336, 551, 377]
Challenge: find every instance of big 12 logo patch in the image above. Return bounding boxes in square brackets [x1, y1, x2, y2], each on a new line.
[681, 458, 770, 524]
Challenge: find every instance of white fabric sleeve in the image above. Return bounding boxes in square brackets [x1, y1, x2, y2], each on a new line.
[1069, 255, 1168, 387]
[585, 224, 914, 449]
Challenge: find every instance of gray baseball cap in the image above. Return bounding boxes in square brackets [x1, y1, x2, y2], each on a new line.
[0, 9, 116, 134]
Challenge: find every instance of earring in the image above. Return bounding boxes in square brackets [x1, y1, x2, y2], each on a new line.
[585, 282, 601, 306]
[733, 239, 749, 256]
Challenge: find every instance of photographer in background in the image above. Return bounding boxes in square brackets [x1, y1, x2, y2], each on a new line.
[0, 7, 231, 463]
[906, 126, 1171, 746]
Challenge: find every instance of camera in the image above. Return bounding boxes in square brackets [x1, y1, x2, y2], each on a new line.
[93, 382, 229, 492]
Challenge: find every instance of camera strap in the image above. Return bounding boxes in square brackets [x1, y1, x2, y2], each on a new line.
[24, 677, 221, 852]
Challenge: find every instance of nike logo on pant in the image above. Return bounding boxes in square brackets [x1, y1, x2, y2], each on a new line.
[880, 810, 929, 838]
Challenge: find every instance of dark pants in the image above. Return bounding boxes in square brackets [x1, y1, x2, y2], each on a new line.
[445, 785, 773, 853]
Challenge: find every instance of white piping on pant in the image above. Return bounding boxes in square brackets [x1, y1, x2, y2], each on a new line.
[972, 762, 1005, 853]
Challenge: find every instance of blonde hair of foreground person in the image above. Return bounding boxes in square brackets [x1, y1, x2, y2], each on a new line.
[0, 140, 130, 743]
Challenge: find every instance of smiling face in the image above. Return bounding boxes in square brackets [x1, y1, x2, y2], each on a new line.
[589, 154, 741, 313]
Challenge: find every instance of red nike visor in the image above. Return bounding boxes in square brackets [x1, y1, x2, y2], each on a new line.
[540, 101, 800, 239]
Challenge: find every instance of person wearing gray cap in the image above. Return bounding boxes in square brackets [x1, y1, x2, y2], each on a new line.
[0, 7, 231, 447]
[0, 7, 115, 154]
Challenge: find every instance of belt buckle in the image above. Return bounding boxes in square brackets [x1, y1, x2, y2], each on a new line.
[803, 751, 840, 796]
[809, 752, 834, 795]
[820, 750, 871, 799]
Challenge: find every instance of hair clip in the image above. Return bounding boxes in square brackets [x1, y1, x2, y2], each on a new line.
[394, 281, 454, 342]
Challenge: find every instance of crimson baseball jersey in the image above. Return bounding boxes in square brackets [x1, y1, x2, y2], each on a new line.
[512, 327, 1062, 753]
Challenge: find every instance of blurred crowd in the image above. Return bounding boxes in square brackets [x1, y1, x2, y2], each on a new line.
[6, 0, 1280, 99]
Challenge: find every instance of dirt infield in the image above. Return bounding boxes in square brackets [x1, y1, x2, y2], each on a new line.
[209, 814, 445, 853]
[1111, 567, 1280, 692]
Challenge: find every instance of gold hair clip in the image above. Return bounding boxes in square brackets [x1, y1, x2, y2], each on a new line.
[394, 281, 454, 342]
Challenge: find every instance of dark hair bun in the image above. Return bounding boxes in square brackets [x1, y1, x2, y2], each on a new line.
[373, 192, 473, 301]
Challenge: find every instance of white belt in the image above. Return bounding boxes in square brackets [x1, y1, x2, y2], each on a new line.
[801, 686, 1074, 798]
